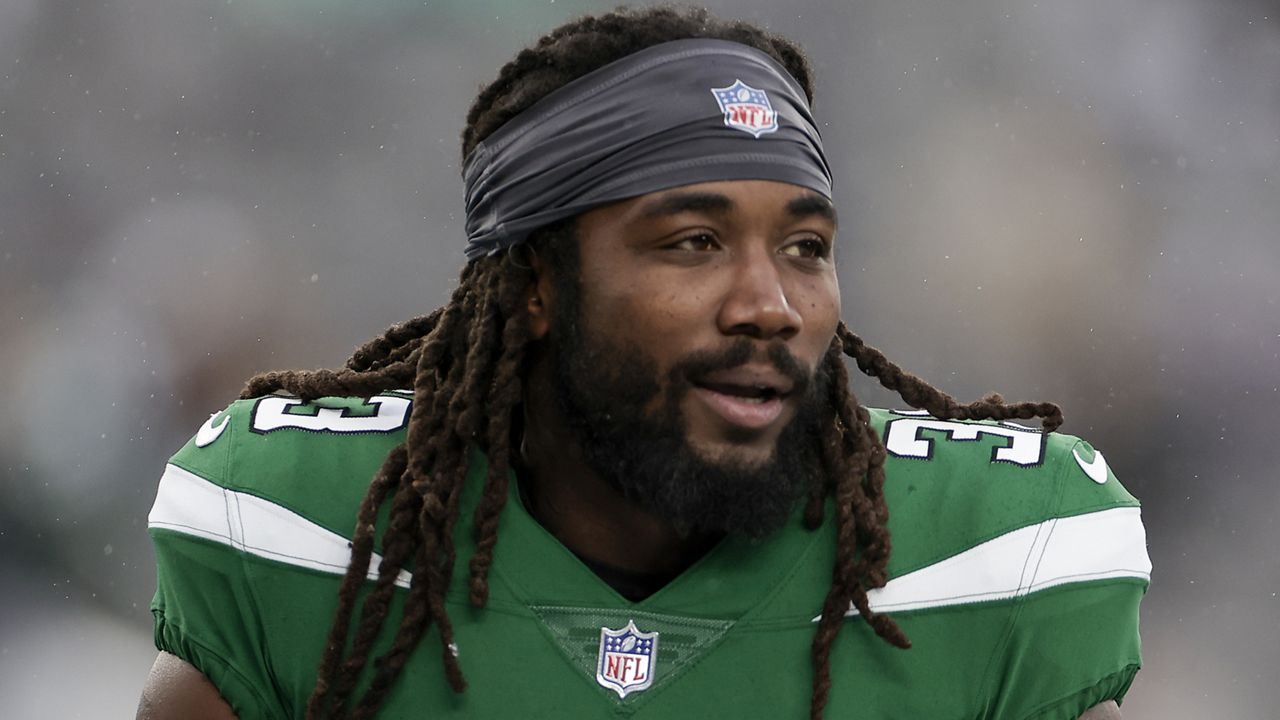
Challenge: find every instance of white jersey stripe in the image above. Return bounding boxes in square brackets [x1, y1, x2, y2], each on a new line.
[148, 463, 411, 589]
[149, 464, 1148, 614]
[828, 506, 1151, 619]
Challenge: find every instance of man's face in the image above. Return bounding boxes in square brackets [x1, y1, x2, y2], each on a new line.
[541, 179, 842, 536]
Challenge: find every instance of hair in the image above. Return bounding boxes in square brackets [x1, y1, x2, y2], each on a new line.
[241, 7, 1064, 720]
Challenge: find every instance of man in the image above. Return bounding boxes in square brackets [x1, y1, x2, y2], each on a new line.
[138, 8, 1150, 719]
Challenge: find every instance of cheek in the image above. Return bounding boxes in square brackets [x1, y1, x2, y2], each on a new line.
[585, 271, 711, 339]
[796, 272, 842, 338]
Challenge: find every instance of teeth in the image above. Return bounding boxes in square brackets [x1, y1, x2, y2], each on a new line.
[700, 383, 778, 402]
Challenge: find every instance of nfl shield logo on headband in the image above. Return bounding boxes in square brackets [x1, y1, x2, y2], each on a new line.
[711, 80, 779, 138]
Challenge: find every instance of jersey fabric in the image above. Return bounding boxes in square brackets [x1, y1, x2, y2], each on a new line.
[149, 394, 1150, 719]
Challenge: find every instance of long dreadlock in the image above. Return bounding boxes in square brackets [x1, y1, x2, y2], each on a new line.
[240, 8, 1064, 720]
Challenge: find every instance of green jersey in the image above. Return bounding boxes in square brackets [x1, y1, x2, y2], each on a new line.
[149, 394, 1149, 719]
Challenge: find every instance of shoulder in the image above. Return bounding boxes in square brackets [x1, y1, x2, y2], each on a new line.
[146, 393, 415, 719]
[153, 392, 412, 546]
[865, 407, 1148, 589]
[867, 407, 1139, 515]
[864, 409, 1149, 714]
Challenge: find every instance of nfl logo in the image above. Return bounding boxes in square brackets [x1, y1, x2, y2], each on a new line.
[596, 619, 659, 699]
[711, 80, 779, 138]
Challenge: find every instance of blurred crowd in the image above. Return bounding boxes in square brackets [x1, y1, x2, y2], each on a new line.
[1, 1, 1276, 716]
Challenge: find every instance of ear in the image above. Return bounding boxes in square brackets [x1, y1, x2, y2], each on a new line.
[525, 248, 554, 341]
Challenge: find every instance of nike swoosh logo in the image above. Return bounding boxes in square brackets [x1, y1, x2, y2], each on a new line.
[1072, 447, 1109, 485]
[195, 412, 230, 448]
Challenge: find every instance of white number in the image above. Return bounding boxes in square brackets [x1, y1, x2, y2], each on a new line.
[251, 395, 411, 434]
[883, 415, 1045, 466]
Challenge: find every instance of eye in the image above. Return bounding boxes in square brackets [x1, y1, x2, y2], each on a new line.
[781, 237, 831, 260]
[667, 233, 720, 252]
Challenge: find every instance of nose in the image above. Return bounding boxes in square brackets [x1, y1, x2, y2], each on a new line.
[716, 245, 802, 341]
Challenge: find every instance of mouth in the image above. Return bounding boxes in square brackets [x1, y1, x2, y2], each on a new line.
[690, 379, 792, 431]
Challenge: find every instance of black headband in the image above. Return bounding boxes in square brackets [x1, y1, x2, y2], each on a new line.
[462, 38, 831, 260]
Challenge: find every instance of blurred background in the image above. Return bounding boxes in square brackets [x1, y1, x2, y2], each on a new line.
[1, 0, 1275, 716]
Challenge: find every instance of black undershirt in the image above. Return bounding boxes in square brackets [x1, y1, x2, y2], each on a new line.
[571, 552, 679, 603]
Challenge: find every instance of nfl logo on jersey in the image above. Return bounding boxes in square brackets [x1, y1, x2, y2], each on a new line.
[596, 620, 659, 698]
[711, 80, 779, 138]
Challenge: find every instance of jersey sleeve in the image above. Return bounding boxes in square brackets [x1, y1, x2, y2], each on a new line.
[148, 402, 287, 720]
[983, 436, 1151, 719]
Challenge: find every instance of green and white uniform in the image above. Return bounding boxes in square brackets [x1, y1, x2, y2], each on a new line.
[149, 394, 1150, 719]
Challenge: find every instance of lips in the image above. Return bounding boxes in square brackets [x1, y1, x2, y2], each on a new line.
[696, 381, 783, 401]
[692, 386, 786, 430]
[691, 365, 796, 431]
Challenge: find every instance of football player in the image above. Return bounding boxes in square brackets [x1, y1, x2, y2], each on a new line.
[138, 7, 1149, 719]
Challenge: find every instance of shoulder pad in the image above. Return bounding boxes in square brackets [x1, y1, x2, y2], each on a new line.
[166, 392, 412, 535]
[867, 408, 1140, 578]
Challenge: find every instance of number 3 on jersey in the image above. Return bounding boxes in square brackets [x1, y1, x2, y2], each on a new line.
[883, 411, 1046, 467]
[250, 394, 411, 434]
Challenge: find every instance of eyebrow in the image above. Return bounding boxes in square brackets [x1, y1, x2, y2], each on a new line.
[787, 194, 838, 226]
[635, 189, 838, 225]
[637, 191, 734, 219]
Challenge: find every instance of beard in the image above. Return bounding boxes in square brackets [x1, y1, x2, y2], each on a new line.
[547, 304, 830, 539]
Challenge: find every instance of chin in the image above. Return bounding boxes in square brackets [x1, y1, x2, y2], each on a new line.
[686, 437, 778, 470]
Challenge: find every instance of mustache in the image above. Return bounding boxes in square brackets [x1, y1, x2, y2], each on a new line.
[665, 339, 812, 397]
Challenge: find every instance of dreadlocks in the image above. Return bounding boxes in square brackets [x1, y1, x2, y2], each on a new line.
[240, 8, 1064, 720]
